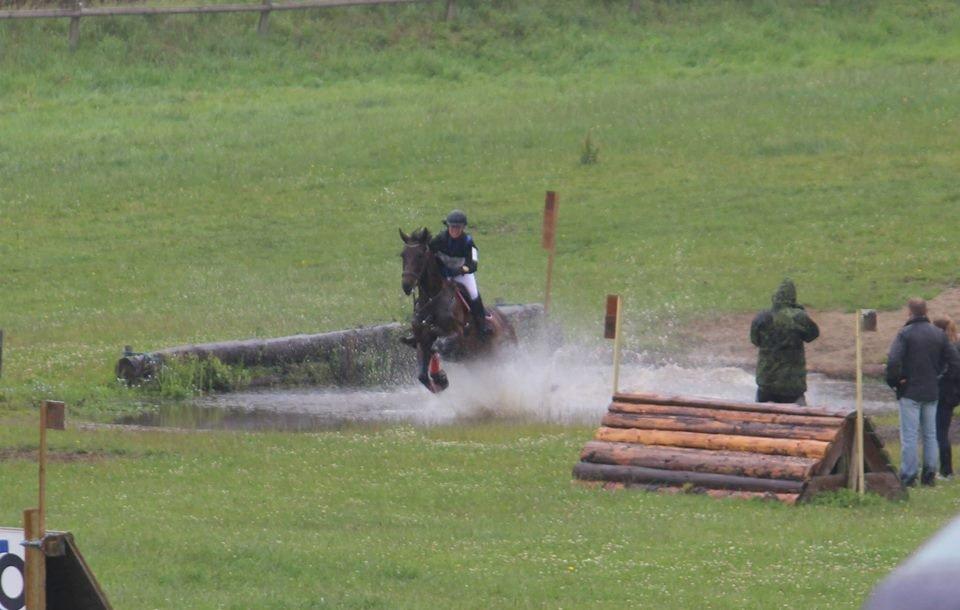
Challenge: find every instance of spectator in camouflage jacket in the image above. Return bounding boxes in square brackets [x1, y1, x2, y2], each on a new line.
[749, 279, 820, 405]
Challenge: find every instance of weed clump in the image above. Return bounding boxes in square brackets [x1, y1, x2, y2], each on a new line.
[147, 355, 250, 399]
[580, 129, 599, 165]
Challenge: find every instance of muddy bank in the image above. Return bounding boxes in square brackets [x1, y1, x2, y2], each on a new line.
[685, 288, 960, 380]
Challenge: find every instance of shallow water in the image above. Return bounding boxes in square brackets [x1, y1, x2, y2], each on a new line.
[117, 344, 897, 431]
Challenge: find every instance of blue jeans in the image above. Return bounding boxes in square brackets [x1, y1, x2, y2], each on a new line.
[899, 397, 939, 480]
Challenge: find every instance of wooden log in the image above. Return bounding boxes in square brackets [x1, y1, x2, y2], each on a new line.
[601, 412, 839, 442]
[615, 391, 851, 418]
[702, 489, 800, 504]
[594, 426, 829, 459]
[577, 479, 800, 504]
[580, 440, 818, 480]
[609, 401, 845, 427]
[798, 472, 907, 502]
[813, 417, 852, 475]
[573, 462, 804, 493]
[0, 0, 426, 19]
[864, 472, 907, 501]
[116, 304, 542, 383]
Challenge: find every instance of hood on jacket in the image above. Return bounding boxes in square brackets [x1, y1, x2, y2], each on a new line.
[772, 279, 798, 310]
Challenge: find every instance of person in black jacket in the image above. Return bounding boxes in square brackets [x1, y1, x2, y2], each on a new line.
[933, 316, 960, 479]
[886, 299, 960, 486]
[429, 209, 489, 337]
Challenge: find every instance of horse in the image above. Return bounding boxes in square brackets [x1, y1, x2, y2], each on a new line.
[399, 227, 517, 392]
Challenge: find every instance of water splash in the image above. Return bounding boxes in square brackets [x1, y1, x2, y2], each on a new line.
[120, 338, 897, 431]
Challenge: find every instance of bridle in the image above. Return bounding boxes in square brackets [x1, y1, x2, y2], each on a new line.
[402, 243, 450, 322]
[402, 242, 430, 289]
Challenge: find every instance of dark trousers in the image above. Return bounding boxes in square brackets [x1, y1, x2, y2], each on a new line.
[936, 401, 954, 476]
[756, 388, 806, 406]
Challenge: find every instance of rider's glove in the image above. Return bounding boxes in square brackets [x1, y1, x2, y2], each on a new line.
[460, 266, 470, 274]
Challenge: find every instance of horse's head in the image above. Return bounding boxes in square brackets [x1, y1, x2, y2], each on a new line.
[399, 227, 432, 295]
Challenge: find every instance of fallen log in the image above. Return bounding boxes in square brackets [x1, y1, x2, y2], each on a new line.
[116, 304, 544, 384]
[572, 462, 804, 493]
[609, 401, 845, 427]
[594, 426, 829, 459]
[579, 440, 818, 480]
[600, 412, 839, 442]
[615, 391, 850, 418]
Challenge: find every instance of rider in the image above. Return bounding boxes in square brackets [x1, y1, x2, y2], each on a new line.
[429, 209, 490, 338]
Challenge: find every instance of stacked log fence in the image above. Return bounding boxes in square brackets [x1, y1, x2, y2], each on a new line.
[573, 391, 905, 504]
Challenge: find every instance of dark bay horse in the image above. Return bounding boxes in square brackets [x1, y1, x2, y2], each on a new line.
[399, 227, 517, 392]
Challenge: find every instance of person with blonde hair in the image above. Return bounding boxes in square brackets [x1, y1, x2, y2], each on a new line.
[933, 316, 960, 479]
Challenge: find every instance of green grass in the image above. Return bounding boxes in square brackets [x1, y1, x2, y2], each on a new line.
[1, 1, 960, 409]
[2, 4, 960, 606]
[1, 418, 956, 609]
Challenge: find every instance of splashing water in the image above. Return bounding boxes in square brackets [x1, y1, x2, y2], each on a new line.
[120, 339, 897, 431]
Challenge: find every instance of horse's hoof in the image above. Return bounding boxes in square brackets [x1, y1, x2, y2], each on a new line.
[430, 371, 449, 390]
[418, 373, 438, 393]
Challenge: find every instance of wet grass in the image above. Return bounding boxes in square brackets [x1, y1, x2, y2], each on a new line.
[0, 419, 955, 609]
[1, 1, 960, 411]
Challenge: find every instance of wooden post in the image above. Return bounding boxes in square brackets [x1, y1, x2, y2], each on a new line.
[852, 309, 876, 494]
[0, 328, 4, 379]
[257, 0, 271, 35]
[605, 295, 623, 395]
[68, 1, 81, 51]
[23, 508, 45, 610]
[38, 401, 64, 534]
[848, 310, 863, 492]
[444, 0, 456, 21]
[39, 402, 48, 533]
[541, 191, 558, 315]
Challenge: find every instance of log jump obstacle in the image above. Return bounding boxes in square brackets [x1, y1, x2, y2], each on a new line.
[115, 304, 546, 386]
[573, 391, 905, 504]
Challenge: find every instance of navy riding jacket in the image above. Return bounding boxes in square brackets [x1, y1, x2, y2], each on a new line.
[429, 230, 478, 278]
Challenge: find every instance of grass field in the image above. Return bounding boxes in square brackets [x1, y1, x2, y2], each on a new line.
[2, 0, 960, 408]
[3, 1, 960, 607]
[2, 415, 959, 609]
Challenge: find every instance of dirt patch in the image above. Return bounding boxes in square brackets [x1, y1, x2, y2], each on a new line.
[684, 288, 960, 380]
[0, 448, 113, 462]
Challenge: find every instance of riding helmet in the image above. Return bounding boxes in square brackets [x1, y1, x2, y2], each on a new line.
[443, 209, 468, 227]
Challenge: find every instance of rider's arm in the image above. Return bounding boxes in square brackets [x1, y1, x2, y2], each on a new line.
[463, 236, 478, 274]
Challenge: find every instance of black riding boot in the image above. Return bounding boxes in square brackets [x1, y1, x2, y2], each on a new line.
[469, 295, 490, 339]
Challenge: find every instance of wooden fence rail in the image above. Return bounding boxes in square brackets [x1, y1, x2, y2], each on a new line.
[0, 0, 457, 49]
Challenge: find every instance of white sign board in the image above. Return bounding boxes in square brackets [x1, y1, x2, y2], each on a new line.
[0, 527, 24, 610]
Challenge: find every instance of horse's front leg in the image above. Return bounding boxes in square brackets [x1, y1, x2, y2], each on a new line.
[416, 341, 434, 391]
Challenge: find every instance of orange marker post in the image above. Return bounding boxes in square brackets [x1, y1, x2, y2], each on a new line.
[542, 191, 558, 315]
[605, 295, 623, 395]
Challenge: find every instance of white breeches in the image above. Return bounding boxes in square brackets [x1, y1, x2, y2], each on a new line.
[454, 273, 479, 300]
